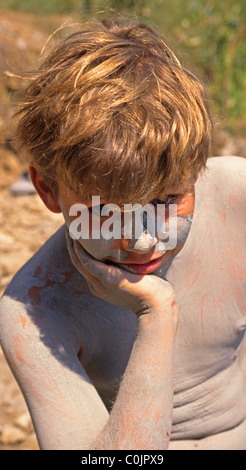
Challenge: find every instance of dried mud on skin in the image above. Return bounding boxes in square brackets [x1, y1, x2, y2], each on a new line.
[0, 8, 245, 451]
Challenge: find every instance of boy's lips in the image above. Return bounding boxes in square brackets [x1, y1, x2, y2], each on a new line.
[109, 253, 166, 274]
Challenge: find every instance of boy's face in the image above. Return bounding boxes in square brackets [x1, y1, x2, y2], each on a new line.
[58, 179, 195, 277]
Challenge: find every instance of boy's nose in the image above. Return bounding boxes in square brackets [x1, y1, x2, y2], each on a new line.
[119, 206, 158, 253]
[120, 231, 158, 253]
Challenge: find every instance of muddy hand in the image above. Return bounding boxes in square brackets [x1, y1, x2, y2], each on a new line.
[66, 230, 177, 317]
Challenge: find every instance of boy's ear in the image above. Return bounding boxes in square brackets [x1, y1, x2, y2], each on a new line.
[29, 163, 61, 213]
[194, 171, 200, 184]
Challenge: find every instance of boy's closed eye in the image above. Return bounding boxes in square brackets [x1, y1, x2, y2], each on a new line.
[151, 194, 181, 206]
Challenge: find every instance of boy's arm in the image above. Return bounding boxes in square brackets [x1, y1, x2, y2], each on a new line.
[0, 294, 109, 450]
[95, 305, 177, 450]
[0, 273, 177, 450]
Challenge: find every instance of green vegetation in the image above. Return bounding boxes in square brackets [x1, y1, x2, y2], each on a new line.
[0, 0, 79, 15]
[1, 0, 245, 133]
[146, 0, 246, 134]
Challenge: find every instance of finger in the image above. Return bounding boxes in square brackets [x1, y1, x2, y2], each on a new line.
[65, 229, 99, 283]
[73, 240, 145, 287]
[73, 239, 125, 283]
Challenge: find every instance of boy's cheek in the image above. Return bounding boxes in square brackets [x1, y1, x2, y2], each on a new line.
[78, 238, 130, 263]
[176, 191, 195, 218]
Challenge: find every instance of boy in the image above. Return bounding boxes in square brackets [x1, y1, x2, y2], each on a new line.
[0, 18, 246, 450]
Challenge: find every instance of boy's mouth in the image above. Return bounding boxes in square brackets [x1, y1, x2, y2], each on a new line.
[107, 253, 166, 274]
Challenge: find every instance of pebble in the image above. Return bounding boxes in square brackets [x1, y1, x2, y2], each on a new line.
[14, 412, 33, 433]
[0, 232, 15, 245]
[0, 424, 26, 445]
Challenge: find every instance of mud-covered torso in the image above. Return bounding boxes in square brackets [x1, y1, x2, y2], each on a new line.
[166, 157, 246, 441]
[22, 157, 246, 447]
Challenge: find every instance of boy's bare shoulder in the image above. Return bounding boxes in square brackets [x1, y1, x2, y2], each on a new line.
[199, 156, 246, 216]
[2, 225, 71, 297]
[206, 155, 246, 195]
[0, 224, 90, 324]
[0, 225, 96, 370]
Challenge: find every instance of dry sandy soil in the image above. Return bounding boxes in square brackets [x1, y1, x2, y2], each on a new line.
[0, 9, 245, 451]
[0, 9, 66, 450]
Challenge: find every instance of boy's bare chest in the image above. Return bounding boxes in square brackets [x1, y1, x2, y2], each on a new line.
[73, 265, 246, 414]
[70, 269, 246, 447]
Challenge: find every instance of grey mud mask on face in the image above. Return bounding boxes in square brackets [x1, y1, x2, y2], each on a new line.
[61, 199, 193, 277]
